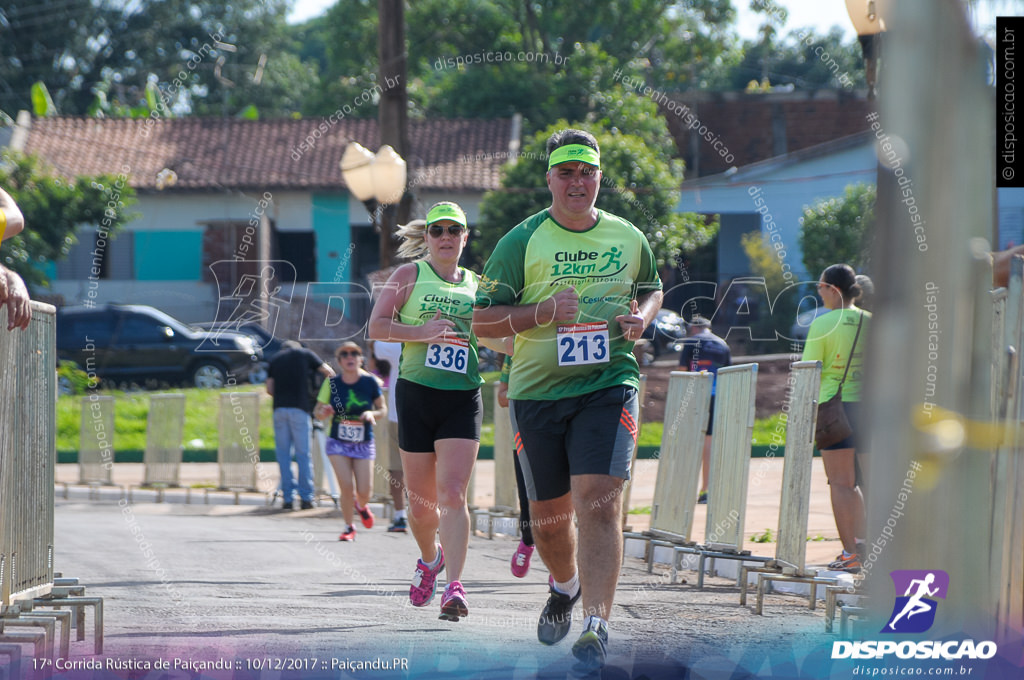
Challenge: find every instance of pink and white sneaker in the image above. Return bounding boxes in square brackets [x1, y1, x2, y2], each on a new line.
[511, 540, 535, 578]
[409, 544, 445, 607]
[439, 580, 469, 621]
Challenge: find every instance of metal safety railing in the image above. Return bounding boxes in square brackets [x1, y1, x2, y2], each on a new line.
[77, 395, 115, 486]
[218, 392, 259, 491]
[623, 371, 711, 574]
[703, 363, 758, 554]
[492, 384, 517, 514]
[649, 371, 711, 542]
[0, 302, 57, 609]
[739, 361, 831, 614]
[141, 394, 185, 487]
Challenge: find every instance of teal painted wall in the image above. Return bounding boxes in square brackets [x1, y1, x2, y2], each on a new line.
[134, 231, 202, 280]
[312, 194, 350, 283]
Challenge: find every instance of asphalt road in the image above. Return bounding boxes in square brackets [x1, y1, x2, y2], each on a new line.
[45, 500, 838, 680]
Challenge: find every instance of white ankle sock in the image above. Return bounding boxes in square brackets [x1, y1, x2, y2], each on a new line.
[553, 573, 580, 598]
[425, 546, 442, 570]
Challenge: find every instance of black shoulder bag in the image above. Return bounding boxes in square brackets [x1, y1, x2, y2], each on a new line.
[814, 311, 864, 450]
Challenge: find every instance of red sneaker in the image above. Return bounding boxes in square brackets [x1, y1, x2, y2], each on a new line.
[339, 525, 356, 542]
[356, 504, 375, 529]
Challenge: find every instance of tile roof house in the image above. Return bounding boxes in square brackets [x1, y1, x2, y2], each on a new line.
[9, 115, 520, 326]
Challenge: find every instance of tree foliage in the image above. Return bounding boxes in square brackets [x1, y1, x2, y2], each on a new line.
[0, 152, 136, 289]
[1, 0, 310, 118]
[474, 111, 716, 268]
[798, 183, 875, 279]
[741, 231, 789, 296]
[2, 0, 871, 122]
[706, 27, 865, 91]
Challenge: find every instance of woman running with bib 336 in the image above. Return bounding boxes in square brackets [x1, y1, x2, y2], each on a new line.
[368, 201, 500, 622]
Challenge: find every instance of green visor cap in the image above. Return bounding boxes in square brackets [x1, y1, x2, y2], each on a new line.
[426, 203, 467, 227]
[547, 143, 601, 170]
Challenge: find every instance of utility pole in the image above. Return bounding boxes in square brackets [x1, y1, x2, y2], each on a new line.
[377, 0, 411, 268]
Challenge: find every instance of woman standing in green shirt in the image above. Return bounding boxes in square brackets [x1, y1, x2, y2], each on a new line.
[802, 263, 870, 573]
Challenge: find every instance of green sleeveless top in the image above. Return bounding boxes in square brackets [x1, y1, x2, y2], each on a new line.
[396, 260, 483, 390]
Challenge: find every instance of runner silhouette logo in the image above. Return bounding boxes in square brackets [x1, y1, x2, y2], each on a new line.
[882, 570, 949, 634]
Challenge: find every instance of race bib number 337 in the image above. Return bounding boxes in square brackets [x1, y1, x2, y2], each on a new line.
[557, 322, 609, 366]
[337, 420, 365, 443]
[426, 336, 470, 374]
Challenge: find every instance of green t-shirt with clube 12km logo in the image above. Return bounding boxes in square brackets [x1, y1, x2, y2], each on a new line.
[476, 209, 661, 401]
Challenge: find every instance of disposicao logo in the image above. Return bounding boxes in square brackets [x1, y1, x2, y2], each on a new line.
[883, 569, 948, 634]
[831, 569, 997, 661]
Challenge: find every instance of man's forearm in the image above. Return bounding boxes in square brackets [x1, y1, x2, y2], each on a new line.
[473, 302, 552, 338]
[636, 290, 664, 327]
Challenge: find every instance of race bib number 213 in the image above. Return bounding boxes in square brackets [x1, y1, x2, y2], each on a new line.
[557, 322, 609, 366]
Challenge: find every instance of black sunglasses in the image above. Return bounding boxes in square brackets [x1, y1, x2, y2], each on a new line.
[337, 350, 362, 358]
[428, 224, 465, 237]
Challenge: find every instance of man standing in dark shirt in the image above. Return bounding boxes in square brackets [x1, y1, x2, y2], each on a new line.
[678, 315, 731, 504]
[266, 340, 335, 509]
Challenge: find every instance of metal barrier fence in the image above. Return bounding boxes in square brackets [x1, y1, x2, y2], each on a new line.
[142, 393, 186, 487]
[0, 302, 57, 608]
[649, 371, 711, 542]
[370, 389, 392, 508]
[703, 363, 758, 553]
[312, 425, 340, 505]
[770, 361, 821, 574]
[218, 392, 260, 491]
[492, 384, 517, 513]
[78, 395, 115, 485]
[739, 361, 829, 613]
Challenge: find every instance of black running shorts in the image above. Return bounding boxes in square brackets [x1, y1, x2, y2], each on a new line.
[509, 385, 639, 502]
[395, 378, 483, 453]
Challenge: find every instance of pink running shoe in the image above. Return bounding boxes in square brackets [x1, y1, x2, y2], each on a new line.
[511, 540, 535, 578]
[439, 580, 469, 621]
[409, 545, 445, 607]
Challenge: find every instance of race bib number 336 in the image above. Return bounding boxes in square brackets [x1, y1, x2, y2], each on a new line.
[426, 336, 470, 374]
[557, 322, 609, 366]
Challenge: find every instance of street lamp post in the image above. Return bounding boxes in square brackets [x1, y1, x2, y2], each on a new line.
[340, 142, 407, 269]
[844, 0, 887, 101]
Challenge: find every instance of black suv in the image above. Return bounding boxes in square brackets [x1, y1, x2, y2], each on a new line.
[193, 321, 285, 384]
[56, 304, 262, 389]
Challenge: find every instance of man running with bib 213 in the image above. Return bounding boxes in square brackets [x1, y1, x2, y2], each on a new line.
[473, 129, 663, 671]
